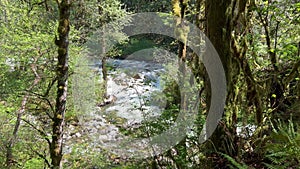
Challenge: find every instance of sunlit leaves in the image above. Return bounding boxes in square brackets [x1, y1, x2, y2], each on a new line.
[250, 0, 300, 69]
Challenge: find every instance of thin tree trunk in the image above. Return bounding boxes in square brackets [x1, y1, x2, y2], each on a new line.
[6, 58, 41, 168]
[50, 1, 71, 168]
[101, 29, 107, 98]
[172, 0, 189, 167]
[98, 0, 107, 98]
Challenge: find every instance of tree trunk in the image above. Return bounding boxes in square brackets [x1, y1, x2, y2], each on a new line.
[101, 29, 107, 98]
[98, 0, 108, 98]
[50, 1, 71, 168]
[172, 0, 189, 167]
[205, 0, 243, 164]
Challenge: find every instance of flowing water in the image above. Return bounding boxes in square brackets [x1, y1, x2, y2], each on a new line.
[64, 59, 167, 157]
[104, 59, 165, 123]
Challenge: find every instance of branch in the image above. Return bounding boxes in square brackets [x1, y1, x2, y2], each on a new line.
[274, 20, 280, 54]
[30, 147, 51, 168]
[44, 77, 57, 98]
[21, 118, 51, 146]
[25, 91, 54, 119]
[255, 3, 278, 71]
[284, 59, 300, 86]
[27, 0, 48, 14]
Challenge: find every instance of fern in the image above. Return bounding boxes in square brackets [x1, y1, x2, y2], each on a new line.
[263, 119, 300, 168]
[263, 162, 288, 169]
[220, 153, 249, 169]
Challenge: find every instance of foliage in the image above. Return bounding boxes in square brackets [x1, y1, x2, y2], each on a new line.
[117, 37, 158, 59]
[121, 0, 172, 13]
[63, 143, 109, 169]
[263, 119, 300, 168]
[24, 158, 45, 169]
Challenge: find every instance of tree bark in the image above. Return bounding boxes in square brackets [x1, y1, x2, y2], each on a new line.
[50, 0, 71, 168]
[205, 0, 246, 163]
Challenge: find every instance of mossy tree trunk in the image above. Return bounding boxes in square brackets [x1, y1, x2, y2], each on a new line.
[205, 0, 248, 164]
[50, 0, 71, 168]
